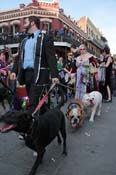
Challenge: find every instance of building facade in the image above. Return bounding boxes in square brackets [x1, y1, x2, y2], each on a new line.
[0, 0, 107, 58]
[77, 16, 108, 57]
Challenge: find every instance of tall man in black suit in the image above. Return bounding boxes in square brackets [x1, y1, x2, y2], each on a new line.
[10, 16, 59, 113]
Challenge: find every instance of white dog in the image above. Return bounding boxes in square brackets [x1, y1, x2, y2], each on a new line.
[82, 91, 102, 122]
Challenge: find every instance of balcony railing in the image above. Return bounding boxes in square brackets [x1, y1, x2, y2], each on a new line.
[0, 33, 82, 46]
[88, 36, 104, 49]
[93, 38, 104, 49]
[0, 33, 100, 57]
[0, 34, 26, 45]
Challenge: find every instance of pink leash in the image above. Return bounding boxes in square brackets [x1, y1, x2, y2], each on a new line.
[32, 83, 56, 117]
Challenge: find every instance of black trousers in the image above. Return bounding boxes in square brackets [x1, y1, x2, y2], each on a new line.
[24, 68, 49, 114]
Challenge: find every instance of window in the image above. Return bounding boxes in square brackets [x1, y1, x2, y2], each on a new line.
[42, 22, 51, 32]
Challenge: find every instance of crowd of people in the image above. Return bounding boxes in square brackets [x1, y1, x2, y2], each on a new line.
[0, 15, 115, 115]
[57, 43, 114, 103]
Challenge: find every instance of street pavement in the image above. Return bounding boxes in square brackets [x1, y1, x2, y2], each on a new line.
[0, 97, 116, 175]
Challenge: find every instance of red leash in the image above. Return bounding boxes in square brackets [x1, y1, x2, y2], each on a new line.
[32, 83, 56, 117]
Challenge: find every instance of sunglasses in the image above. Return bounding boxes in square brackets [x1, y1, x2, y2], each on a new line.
[80, 48, 85, 51]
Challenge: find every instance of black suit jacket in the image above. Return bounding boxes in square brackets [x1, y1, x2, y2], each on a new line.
[12, 32, 58, 85]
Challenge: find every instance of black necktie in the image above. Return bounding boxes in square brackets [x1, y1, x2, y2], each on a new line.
[28, 33, 34, 39]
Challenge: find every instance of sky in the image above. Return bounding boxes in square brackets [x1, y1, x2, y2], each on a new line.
[0, 0, 116, 54]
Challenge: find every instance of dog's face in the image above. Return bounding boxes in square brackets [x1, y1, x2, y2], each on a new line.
[82, 94, 95, 107]
[0, 110, 32, 133]
[66, 103, 83, 128]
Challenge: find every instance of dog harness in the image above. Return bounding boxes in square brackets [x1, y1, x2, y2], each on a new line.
[67, 102, 81, 111]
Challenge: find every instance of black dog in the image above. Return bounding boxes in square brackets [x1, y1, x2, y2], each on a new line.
[0, 108, 67, 175]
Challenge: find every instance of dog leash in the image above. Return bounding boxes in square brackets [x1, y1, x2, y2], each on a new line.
[58, 82, 75, 91]
[32, 83, 56, 117]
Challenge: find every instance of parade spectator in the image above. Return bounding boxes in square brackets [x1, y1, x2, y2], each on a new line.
[75, 44, 98, 100]
[70, 44, 80, 58]
[0, 51, 5, 68]
[63, 52, 76, 99]
[57, 57, 64, 72]
[101, 46, 113, 102]
[63, 52, 74, 83]
[10, 16, 59, 113]
[58, 28, 64, 41]
[0, 50, 7, 67]
[97, 54, 106, 99]
[70, 44, 79, 73]
[112, 56, 116, 96]
[0, 50, 7, 78]
[4, 46, 10, 63]
[56, 56, 67, 98]
[57, 56, 65, 82]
